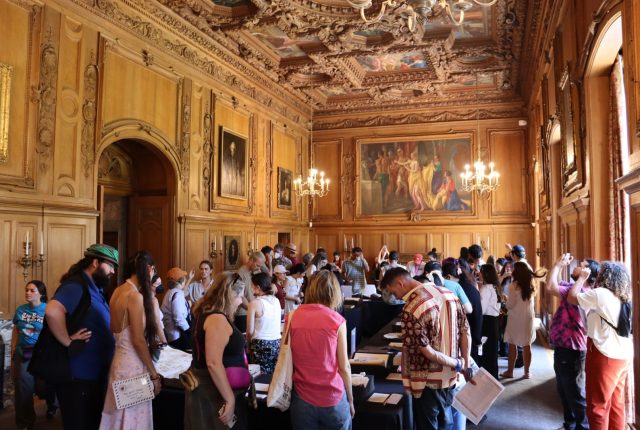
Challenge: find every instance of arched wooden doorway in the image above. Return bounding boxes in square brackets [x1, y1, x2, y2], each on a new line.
[97, 138, 176, 290]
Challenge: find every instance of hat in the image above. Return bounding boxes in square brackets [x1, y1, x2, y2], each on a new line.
[167, 267, 187, 281]
[413, 253, 424, 263]
[289, 263, 306, 275]
[273, 265, 288, 274]
[285, 243, 297, 253]
[511, 244, 526, 255]
[84, 244, 119, 267]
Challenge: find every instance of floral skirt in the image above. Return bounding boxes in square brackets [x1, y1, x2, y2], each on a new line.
[250, 338, 280, 374]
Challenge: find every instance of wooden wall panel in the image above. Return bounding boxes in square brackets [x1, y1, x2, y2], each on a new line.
[0, 1, 39, 185]
[401, 233, 428, 255]
[446, 232, 475, 258]
[314, 233, 338, 254]
[46, 217, 93, 295]
[102, 49, 179, 141]
[270, 124, 298, 219]
[313, 140, 342, 220]
[490, 130, 528, 217]
[0, 220, 11, 318]
[185, 226, 208, 272]
[383, 233, 400, 253]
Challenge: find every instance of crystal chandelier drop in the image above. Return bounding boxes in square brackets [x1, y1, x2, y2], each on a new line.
[294, 110, 330, 198]
[459, 73, 500, 197]
[294, 168, 330, 198]
[348, 0, 498, 31]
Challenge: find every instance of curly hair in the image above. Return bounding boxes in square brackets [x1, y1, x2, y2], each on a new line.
[193, 272, 245, 320]
[596, 261, 631, 303]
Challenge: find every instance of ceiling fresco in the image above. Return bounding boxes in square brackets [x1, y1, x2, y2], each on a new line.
[157, 0, 528, 114]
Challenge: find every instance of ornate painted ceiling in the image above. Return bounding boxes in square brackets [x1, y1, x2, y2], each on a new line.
[157, 0, 528, 114]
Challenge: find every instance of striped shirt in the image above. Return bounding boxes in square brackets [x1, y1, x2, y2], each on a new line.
[400, 282, 469, 396]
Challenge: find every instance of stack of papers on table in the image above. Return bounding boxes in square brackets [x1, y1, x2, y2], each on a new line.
[349, 353, 389, 367]
[351, 373, 370, 387]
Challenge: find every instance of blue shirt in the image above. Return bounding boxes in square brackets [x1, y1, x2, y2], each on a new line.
[443, 279, 471, 306]
[52, 272, 114, 381]
[13, 303, 46, 356]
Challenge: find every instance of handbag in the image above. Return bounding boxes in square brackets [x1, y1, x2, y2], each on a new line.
[267, 310, 295, 411]
[28, 274, 91, 384]
[179, 369, 199, 391]
[226, 367, 251, 390]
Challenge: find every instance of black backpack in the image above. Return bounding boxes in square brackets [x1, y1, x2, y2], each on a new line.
[601, 301, 632, 338]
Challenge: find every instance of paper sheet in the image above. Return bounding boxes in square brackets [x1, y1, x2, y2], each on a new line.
[386, 373, 402, 381]
[154, 346, 192, 380]
[367, 393, 390, 403]
[385, 393, 403, 405]
[452, 367, 505, 425]
[349, 353, 389, 367]
[254, 382, 270, 392]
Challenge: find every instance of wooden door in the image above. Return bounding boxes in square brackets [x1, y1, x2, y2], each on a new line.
[128, 196, 173, 279]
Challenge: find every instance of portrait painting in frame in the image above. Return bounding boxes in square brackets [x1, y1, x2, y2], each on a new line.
[224, 235, 242, 271]
[358, 137, 472, 216]
[219, 127, 248, 200]
[277, 167, 293, 209]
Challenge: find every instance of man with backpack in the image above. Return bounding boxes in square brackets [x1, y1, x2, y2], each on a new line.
[42, 244, 119, 429]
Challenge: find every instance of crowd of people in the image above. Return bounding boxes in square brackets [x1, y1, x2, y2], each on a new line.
[7, 240, 633, 430]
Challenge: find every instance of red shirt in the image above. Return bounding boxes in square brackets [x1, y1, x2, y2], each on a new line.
[290, 304, 345, 407]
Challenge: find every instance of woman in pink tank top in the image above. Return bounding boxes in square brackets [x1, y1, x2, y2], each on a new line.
[289, 270, 354, 430]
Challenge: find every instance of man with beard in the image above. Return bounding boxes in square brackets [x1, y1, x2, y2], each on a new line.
[547, 253, 599, 430]
[45, 244, 118, 429]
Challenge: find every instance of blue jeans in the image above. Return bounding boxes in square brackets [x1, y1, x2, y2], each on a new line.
[443, 382, 467, 430]
[290, 390, 351, 430]
[554, 348, 588, 430]
[413, 386, 454, 430]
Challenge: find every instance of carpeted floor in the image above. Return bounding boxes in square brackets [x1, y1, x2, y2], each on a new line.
[471, 343, 564, 430]
[0, 343, 565, 430]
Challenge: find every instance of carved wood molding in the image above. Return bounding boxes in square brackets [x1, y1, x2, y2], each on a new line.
[314, 106, 525, 130]
[81, 52, 98, 178]
[202, 95, 213, 194]
[33, 27, 58, 173]
[180, 80, 192, 191]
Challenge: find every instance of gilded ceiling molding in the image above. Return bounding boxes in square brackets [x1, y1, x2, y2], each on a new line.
[314, 107, 524, 130]
[33, 28, 58, 173]
[70, 0, 309, 125]
[81, 52, 98, 178]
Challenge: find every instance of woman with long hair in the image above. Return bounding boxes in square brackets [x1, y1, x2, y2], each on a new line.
[247, 272, 281, 374]
[185, 272, 249, 430]
[568, 262, 633, 430]
[288, 270, 354, 430]
[479, 264, 503, 380]
[100, 251, 162, 429]
[11, 280, 57, 428]
[501, 262, 545, 379]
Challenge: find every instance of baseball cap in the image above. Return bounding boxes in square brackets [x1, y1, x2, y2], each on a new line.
[512, 244, 526, 254]
[167, 267, 187, 281]
[84, 244, 119, 267]
[273, 265, 287, 274]
[413, 253, 423, 263]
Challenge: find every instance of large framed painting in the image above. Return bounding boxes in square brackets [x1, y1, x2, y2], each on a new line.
[218, 127, 248, 200]
[224, 235, 241, 271]
[277, 167, 293, 209]
[357, 137, 472, 216]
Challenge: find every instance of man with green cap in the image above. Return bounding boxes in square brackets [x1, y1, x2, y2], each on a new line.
[44, 243, 119, 430]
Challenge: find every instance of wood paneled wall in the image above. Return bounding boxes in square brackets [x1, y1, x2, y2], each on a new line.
[0, 0, 310, 317]
[310, 118, 534, 264]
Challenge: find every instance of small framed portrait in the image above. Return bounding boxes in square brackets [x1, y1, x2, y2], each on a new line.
[224, 235, 242, 271]
[219, 127, 248, 200]
[277, 167, 293, 209]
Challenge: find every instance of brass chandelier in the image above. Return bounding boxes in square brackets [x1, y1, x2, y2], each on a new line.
[348, 0, 498, 31]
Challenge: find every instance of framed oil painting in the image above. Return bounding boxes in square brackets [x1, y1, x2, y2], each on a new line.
[224, 235, 241, 271]
[277, 167, 293, 209]
[219, 127, 248, 200]
[357, 137, 472, 216]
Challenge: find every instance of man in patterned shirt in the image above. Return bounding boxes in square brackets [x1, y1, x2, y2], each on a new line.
[381, 267, 472, 430]
[547, 253, 599, 430]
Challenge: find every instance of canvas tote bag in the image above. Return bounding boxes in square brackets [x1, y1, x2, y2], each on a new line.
[267, 310, 295, 411]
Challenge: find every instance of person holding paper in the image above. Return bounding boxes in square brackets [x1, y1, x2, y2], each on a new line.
[100, 251, 162, 429]
[289, 270, 354, 430]
[380, 267, 472, 430]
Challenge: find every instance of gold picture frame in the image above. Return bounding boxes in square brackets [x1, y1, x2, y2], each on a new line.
[0, 63, 12, 163]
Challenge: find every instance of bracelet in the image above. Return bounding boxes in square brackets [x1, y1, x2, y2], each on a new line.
[454, 358, 463, 373]
[150, 374, 161, 381]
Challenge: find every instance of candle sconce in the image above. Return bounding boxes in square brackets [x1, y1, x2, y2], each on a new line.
[247, 241, 254, 257]
[18, 241, 46, 281]
[535, 241, 547, 258]
[209, 240, 222, 259]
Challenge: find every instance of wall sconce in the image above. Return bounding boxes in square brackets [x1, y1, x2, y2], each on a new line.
[209, 236, 222, 259]
[18, 231, 46, 281]
[247, 240, 254, 257]
[535, 240, 546, 259]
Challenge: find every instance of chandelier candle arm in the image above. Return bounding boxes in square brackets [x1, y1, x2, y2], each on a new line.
[294, 168, 330, 198]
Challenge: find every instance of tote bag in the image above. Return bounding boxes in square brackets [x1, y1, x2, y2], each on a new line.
[267, 310, 295, 411]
